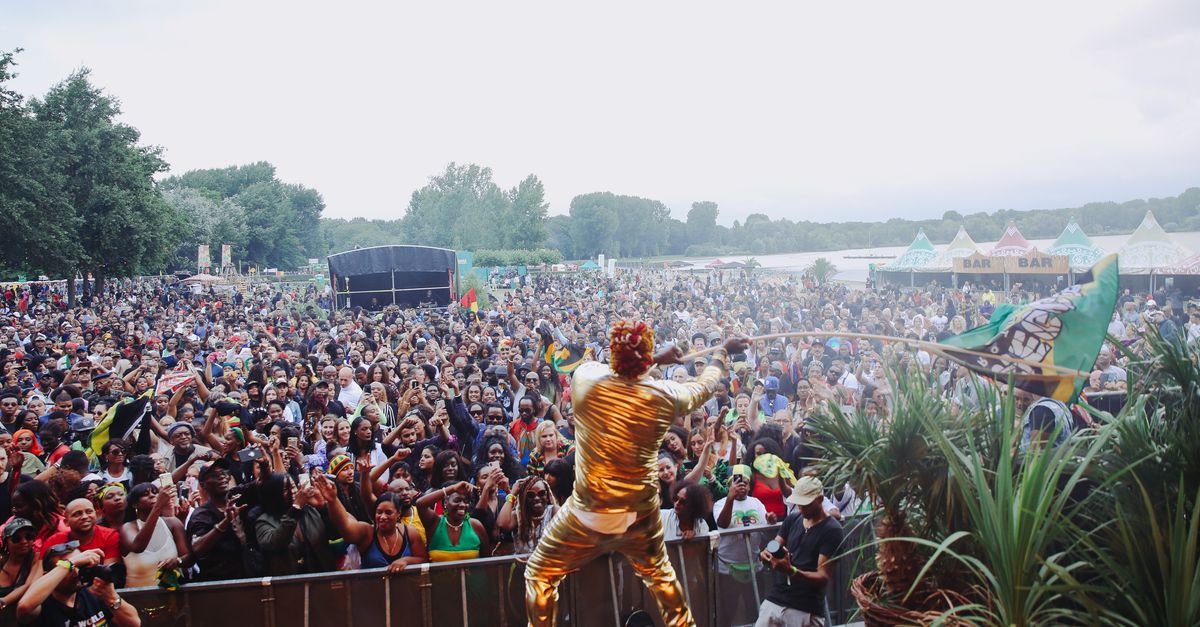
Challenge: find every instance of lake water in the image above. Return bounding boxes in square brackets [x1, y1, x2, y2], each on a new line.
[678, 232, 1200, 283]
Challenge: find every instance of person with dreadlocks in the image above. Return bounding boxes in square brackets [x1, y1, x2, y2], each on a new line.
[524, 319, 747, 627]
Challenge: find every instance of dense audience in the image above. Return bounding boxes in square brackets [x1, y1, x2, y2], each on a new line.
[0, 270, 1196, 625]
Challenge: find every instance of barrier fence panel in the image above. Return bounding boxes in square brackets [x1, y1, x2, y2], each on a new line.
[119, 518, 874, 627]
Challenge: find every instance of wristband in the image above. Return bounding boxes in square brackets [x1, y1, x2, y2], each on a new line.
[506, 493, 516, 505]
[57, 559, 75, 572]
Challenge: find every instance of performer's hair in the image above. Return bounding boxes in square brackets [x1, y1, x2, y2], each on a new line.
[609, 320, 654, 378]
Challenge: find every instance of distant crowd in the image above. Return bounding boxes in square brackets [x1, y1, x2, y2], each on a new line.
[0, 268, 1197, 625]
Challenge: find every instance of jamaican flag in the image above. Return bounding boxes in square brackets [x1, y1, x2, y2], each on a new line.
[939, 254, 1119, 403]
[535, 320, 590, 375]
[89, 390, 153, 460]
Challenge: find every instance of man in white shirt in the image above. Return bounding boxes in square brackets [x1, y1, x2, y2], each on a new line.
[715, 465, 771, 627]
[335, 366, 363, 411]
[1093, 348, 1126, 388]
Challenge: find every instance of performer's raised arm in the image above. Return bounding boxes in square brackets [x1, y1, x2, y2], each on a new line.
[654, 337, 749, 415]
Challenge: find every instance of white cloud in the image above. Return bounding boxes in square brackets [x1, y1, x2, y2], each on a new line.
[3, 0, 1197, 224]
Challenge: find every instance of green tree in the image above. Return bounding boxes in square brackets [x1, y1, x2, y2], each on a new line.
[0, 50, 80, 283]
[31, 68, 178, 299]
[506, 174, 549, 249]
[545, 214, 576, 260]
[163, 162, 325, 269]
[404, 163, 507, 250]
[567, 193, 620, 258]
[687, 200, 719, 246]
[163, 188, 248, 270]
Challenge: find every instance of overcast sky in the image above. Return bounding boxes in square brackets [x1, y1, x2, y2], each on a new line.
[4, 0, 1198, 224]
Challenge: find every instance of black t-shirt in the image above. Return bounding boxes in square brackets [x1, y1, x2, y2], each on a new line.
[186, 502, 247, 582]
[26, 587, 110, 627]
[766, 513, 844, 614]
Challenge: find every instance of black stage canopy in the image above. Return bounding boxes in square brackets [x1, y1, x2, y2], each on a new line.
[327, 245, 457, 310]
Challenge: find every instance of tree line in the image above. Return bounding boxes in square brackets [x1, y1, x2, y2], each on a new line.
[0, 52, 177, 302]
[5, 48, 1199, 283]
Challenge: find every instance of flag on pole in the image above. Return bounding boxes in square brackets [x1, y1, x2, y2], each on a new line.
[460, 288, 479, 313]
[89, 391, 153, 460]
[939, 254, 1119, 403]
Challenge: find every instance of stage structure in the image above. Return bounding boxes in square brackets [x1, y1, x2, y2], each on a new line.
[327, 245, 457, 310]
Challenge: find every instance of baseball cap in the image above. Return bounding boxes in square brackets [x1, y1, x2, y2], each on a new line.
[3, 517, 34, 540]
[764, 376, 780, 391]
[786, 476, 824, 506]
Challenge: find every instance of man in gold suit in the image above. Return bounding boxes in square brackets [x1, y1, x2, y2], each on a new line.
[525, 319, 748, 627]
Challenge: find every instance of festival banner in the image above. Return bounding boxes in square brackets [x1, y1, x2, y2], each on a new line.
[1003, 250, 1069, 275]
[221, 244, 232, 269]
[198, 245, 211, 271]
[953, 252, 1002, 273]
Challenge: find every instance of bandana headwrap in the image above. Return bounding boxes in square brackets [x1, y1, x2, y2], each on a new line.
[752, 453, 796, 482]
[229, 427, 246, 446]
[328, 454, 352, 477]
[13, 429, 42, 456]
[97, 482, 127, 502]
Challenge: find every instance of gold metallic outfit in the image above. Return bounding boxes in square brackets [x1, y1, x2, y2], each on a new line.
[525, 351, 728, 627]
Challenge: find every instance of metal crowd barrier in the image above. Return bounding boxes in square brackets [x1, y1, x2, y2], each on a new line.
[118, 516, 874, 627]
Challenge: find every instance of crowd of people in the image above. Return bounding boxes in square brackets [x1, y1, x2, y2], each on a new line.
[0, 268, 1196, 626]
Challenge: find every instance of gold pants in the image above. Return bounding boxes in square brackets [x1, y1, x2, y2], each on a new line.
[524, 505, 695, 627]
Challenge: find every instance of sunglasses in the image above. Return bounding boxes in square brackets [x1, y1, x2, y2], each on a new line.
[48, 540, 81, 554]
[469, 410, 484, 416]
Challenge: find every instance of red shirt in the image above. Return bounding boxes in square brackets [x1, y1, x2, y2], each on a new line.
[41, 525, 121, 563]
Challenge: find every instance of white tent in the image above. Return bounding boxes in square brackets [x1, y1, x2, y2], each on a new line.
[1048, 218, 1105, 270]
[884, 229, 939, 271]
[1116, 211, 1191, 274]
[989, 221, 1033, 257]
[927, 226, 980, 271]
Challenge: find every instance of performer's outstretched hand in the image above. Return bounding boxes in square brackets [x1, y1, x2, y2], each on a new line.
[723, 335, 751, 354]
[652, 345, 685, 366]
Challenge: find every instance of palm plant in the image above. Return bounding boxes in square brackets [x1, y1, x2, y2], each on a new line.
[806, 257, 838, 285]
[1087, 479, 1200, 627]
[907, 395, 1117, 626]
[807, 369, 980, 604]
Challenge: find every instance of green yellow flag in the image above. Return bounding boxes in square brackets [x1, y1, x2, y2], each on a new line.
[535, 320, 591, 375]
[939, 254, 1119, 403]
[89, 391, 153, 461]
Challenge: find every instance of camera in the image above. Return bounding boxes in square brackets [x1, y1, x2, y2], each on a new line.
[765, 539, 787, 560]
[78, 564, 114, 586]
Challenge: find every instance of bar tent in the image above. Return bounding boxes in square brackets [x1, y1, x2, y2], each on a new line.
[1117, 210, 1192, 274]
[989, 220, 1033, 257]
[927, 225, 981, 271]
[1164, 253, 1200, 275]
[1048, 218, 1105, 270]
[878, 229, 939, 286]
